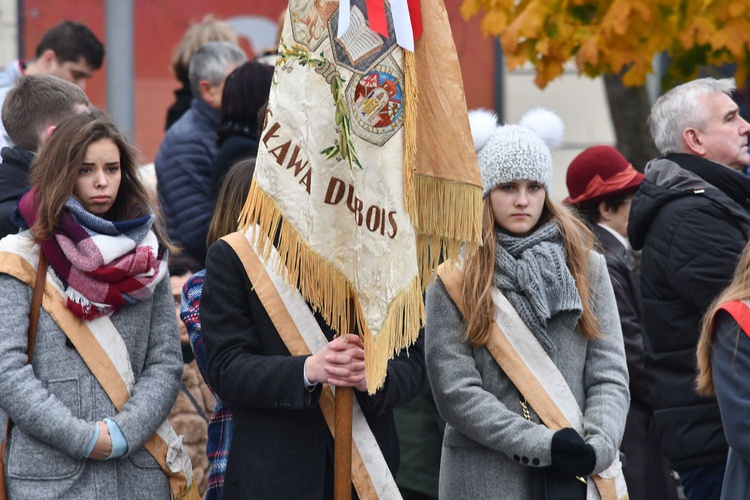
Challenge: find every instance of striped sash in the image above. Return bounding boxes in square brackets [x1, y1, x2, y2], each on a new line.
[222, 230, 401, 499]
[437, 264, 628, 500]
[0, 233, 198, 500]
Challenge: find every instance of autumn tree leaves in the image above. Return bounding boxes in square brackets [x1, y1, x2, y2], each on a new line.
[461, 0, 750, 88]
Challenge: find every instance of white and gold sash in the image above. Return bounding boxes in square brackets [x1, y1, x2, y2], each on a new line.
[0, 233, 198, 500]
[222, 229, 402, 500]
[438, 264, 628, 500]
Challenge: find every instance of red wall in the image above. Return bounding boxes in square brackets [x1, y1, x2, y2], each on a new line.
[23, 1, 494, 162]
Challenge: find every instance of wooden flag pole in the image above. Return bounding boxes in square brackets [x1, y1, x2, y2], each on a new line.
[334, 386, 353, 500]
[334, 299, 356, 500]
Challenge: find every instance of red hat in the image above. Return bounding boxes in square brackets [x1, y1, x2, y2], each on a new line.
[564, 145, 644, 206]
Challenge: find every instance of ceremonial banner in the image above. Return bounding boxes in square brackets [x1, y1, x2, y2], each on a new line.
[240, 0, 482, 392]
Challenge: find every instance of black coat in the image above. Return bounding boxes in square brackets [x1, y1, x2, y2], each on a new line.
[591, 224, 678, 500]
[628, 153, 750, 471]
[0, 146, 33, 240]
[200, 240, 426, 499]
[210, 134, 258, 205]
[165, 83, 192, 131]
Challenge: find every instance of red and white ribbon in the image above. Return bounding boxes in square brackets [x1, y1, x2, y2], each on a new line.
[365, 0, 389, 37]
[337, 0, 423, 52]
[391, 0, 414, 51]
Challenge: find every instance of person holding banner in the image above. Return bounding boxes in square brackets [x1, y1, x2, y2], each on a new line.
[0, 113, 198, 499]
[199, 223, 426, 499]
[426, 109, 630, 499]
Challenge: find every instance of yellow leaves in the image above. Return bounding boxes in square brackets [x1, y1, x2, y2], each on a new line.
[461, 0, 750, 88]
[728, 1, 746, 17]
[460, 0, 482, 19]
[681, 17, 714, 47]
[479, 10, 509, 37]
[601, 0, 632, 37]
[535, 59, 565, 88]
[577, 35, 600, 67]
[709, 19, 750, 58]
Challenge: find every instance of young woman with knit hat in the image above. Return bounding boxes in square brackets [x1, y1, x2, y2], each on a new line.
[0, 113, 198, 499]
[426, 110, 630, 499]
[565, 146, 679, 500]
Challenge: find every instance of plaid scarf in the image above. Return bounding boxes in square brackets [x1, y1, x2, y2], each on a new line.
[17, 190, 168, 320]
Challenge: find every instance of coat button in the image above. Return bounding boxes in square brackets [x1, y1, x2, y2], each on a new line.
[513, 455, 520, 462]
[532, 458, 540, 466]
[522, 456, 529, 464]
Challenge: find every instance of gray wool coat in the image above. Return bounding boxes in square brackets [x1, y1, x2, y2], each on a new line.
[0, 252, 183, 499]
[426, 251, 630, 500]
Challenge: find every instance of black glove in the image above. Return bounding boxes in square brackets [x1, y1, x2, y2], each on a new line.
[550, 427, 596, 477]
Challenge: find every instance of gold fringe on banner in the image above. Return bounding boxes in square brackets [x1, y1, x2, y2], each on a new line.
[238, 182, 425, 392]
[402, 49, 418, 219]
[413, 174, 483, 288]
[400, 0, 484, 288]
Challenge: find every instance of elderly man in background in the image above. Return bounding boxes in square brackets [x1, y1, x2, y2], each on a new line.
[628, 77, 750, 500]
[155, 41, 246, 265]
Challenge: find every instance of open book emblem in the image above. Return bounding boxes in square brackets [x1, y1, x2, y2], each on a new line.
[330, 1, 397, 74]
[336, 6, 384, 65]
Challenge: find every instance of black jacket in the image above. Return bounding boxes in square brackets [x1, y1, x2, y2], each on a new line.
[628, 153, 750, 471]
[200, 240, 425, 499]
[0, 146, 33, 239]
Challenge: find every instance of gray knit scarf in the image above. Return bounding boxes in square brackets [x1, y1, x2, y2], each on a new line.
[493, 221, 583, 350]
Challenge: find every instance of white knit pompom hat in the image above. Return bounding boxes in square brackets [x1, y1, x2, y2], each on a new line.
[468, 108, 564, 198]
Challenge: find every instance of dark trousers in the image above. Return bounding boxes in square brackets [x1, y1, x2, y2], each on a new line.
[678, 463, 726, 500]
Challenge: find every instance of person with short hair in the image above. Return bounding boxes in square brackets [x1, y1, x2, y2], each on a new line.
[155, 41, 246, 266]
[166, 15, 238, 131]
[0, 113, 196, 499]
[628, 77, 750, 500]
[0, 20, 104, 151]
[565, 145, 679, 500]
[0, 74, 90, 239]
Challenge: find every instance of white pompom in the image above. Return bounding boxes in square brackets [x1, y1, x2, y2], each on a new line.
[519, 107, 564, 150]
[467, 108, 498, 152]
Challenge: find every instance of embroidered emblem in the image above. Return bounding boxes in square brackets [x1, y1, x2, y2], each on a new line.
[347, 60, 404, 146]
[277, 37, 362, 169]
[290, 0, 339, 51]
[329, 0, 397, 74]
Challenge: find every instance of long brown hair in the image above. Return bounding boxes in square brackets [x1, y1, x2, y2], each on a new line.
[27, 113, 173, 250]
[696, 242, 750, 396]
[206, 158, 256, 247]
[462, 194, 599, 347]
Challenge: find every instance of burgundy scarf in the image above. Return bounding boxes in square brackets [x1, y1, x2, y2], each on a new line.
[17, 190, 168, 320]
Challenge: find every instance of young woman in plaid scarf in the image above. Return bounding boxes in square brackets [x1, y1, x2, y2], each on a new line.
[0, 113, 197, 499]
